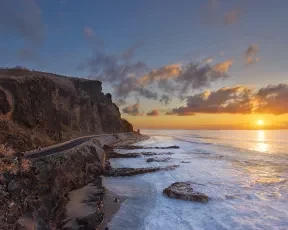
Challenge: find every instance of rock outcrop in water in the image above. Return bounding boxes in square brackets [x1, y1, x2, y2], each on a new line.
[104, 165, 179, 177]
[115, 145, 179, 150]
[163, 182, 209, 203]
[146, 157, 171, 162]
[0, 68, 133, 152]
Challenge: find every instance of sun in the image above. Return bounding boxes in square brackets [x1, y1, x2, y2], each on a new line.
[257, 120, 264, 126]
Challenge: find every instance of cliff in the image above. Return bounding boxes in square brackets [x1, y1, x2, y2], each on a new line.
[0, 67, 133, 151]
[0, 132, 144, 230]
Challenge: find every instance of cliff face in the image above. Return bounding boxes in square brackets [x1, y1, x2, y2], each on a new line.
[0, 68, 133, 151]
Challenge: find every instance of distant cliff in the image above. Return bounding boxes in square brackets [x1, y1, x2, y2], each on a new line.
[0, 67, 133, 151]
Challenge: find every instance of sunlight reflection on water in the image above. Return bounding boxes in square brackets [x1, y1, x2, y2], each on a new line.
[252, 130, 270, 153]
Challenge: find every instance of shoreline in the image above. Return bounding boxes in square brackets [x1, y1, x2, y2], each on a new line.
[99, 188, 125, 230]
[63, 133, 149, 229]
[99, 133, 150, 229]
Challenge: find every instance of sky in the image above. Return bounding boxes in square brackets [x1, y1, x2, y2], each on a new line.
[0, 0, 288, 129]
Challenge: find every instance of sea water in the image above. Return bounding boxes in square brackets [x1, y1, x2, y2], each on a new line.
[103, 130, 288, 230]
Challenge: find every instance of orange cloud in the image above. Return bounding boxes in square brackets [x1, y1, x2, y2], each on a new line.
[138, 64, 180, 85]
[146, 109, 159, 116]
[122, 103, 143, 116]
[168, 84, 288, 115]
[212, 59, 233, 73]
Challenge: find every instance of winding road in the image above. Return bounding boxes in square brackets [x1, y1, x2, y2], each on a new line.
[25, 133, 135, 159]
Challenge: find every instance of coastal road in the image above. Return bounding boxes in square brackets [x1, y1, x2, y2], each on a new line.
[25, 133, 134, 159]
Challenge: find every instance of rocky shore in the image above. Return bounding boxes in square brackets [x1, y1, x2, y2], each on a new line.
[1, 131, 186, 230]
[1, 129, 206, 230]
[0, 133, 147, 230]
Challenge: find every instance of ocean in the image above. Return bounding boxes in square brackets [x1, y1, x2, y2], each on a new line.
[103, 130, 288, 230]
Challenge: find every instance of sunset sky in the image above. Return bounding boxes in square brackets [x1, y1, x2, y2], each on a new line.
[0, 0, 288, 129]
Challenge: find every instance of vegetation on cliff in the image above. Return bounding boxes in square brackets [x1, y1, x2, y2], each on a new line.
[0, 67, 133, 152]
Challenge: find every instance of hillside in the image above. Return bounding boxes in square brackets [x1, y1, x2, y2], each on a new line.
[0, 67, 133, 151]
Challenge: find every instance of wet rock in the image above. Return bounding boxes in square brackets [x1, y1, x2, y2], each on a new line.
[105, 165, 179, 177]
[142, 152, 174, 156]
[107, 151, 140, 159]
[114, 145, 144, 150]
[104, 160, 111, 170]
[163, 182, 209, 203]
[146, 157, 171, 163]
[115, 145, 180, 150]
[155, 145, 179, 149]
[181, 161, 191, 163]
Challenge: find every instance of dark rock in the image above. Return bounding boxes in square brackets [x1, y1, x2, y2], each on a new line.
[102, 144, 113, 152]
[181, 161, 191, 163]
[105, 165, 179, 177]
[107, 151, 140, 159]
[155, 145, 179, 149]
[104, 160, 111, 171]
[142, 152, 174, 156]
[163, 182, 209, 203]
[115, 145, 180, 150]
[146, 157, 171, 163]
[7, 179, 21, 193]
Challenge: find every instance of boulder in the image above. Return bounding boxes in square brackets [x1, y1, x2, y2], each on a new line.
[163, 182, 208, 203]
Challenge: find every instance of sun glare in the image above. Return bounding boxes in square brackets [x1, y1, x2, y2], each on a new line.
[257, 120, 264, 126]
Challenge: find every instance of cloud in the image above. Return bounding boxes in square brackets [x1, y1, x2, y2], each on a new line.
[0, 0, 43, 43]
[212, 59, 233, 74]
[138, 64, 180, 85]
[202, 57, 214, 64]
[113, 77, 157, 100]
[122, 103, 142, 116]
[137, 60, 234, 98]
[121, 42, 143, 61]
[169, 86, 254, 115]
[245, 44, 260, 65]
[79, 42, 234, 103]
[168, 83, 288, 116]
[84, 27, 94, 38]
[224, 8, 242, 25]
[115, 98, 126, 107]
[160, 95, 171, 105]
[255, 84, 288, 114]
[147, 109, 159, 116]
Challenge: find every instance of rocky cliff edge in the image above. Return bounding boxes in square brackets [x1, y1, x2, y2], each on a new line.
[0, 67, 133, 152]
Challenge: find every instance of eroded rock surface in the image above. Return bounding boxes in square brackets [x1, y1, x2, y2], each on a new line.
[146, 157, 171, 162]
[106, 151, 140, 159]
[142, 152, 174, 156]
[163, 182, 209, 203]
[105, 165, 179, 177]
[115, 145, 180, 150]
